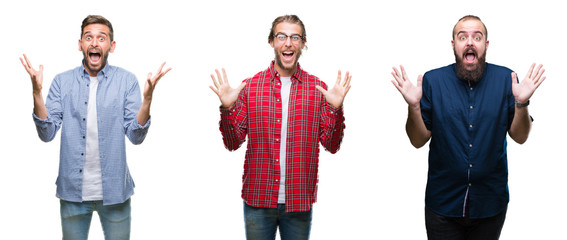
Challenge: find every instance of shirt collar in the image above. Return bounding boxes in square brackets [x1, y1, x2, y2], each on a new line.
[268, 60, 304, 83]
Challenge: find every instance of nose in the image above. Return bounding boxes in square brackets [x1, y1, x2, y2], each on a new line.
[284, 36, 292, 47]
[466, 36, 473, 46]
[91, 38, 99, 48]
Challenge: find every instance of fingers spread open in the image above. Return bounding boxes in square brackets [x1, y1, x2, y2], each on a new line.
[215, 69, 224, 86]
[527, 63, 536, 79]
[344, 72, 352, 88]
[211, 74, 220, 89]
[222, 68, 228, 84]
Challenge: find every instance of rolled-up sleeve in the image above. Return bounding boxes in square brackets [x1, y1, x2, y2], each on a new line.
[124, 78, 149, 145]
[33, 77, 63, 142]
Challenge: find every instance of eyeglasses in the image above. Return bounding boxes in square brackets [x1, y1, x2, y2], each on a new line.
[273, 33, 304, 44]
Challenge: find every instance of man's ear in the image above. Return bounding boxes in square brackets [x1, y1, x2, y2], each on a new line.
[110, 41, 116, 53]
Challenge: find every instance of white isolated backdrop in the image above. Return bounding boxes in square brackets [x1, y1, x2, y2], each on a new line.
[0, 0, 564, 239]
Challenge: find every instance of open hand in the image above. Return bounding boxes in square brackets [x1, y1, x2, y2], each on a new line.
[144, 62, 171, 101]
[20, 54, 44, 95]
[209, 68, 246, 108]
[512, 63, 545, 104]
[315, 70, 352, 108]
[391, 65, 422, 109]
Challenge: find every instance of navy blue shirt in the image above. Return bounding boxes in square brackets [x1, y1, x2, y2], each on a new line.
[421, 63, 515, 218]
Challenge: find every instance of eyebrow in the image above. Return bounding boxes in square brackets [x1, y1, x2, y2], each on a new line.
[275, 32, 301, 36]
[83, 31, 108, 36]
[457, 31, 484, 36]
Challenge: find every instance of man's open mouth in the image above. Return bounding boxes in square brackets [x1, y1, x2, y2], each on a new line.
[282, 51, 294, 61]
[464, 48, 477, 63]
[88, 50, 102, 63]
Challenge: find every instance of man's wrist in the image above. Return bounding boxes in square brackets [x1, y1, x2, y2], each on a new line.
[515, 100, 530, 108]
[409, 103, 421, 112]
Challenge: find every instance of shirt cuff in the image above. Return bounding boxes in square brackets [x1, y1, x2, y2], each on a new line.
[220, 105, 236, 120]
[325, 104, 344, 120]
[132, 116, 152, 129]
[32, 112, 50, 127]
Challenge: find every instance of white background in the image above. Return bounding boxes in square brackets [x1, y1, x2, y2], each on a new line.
[1, 0, 564, 239]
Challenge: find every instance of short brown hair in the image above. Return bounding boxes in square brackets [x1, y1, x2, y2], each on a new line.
[81, 15, 114, 41]
[268, 15, 306, 44]
[452, 15, 487, 40]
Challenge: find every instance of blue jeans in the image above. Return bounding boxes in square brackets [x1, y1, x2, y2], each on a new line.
[60, 198, 131, 240]
[425, 206, 507, 240]
[243, 202, 312, 240]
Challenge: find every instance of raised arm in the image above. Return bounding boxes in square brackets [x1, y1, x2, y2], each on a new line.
[391, 65, 431, 148]
[317, 70, 351, 153]
[137, 62, 171, 126]
[210, 68, 248, 151]
[20, 54, 48, 119]
[508, 63, 546, 144]
[21, 54, 63, 142]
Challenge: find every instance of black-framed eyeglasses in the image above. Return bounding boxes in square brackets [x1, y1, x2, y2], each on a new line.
[273, 33, 304, 43]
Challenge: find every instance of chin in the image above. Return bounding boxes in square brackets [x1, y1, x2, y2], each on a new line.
[89, 64, 102, 71]
[282, 63, 295, 70]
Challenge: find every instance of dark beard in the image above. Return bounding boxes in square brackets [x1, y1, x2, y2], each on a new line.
[454, 50, 486, 83]
[274, 48, 302, 72]
[82, 48, 109, 75]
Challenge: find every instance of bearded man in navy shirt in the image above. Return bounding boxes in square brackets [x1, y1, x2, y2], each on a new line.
[392, 15, 545, 240]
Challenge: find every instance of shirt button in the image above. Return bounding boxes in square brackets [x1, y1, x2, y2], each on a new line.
[469, 105, 473, 109]
[81, 153, 84, 156]
[470, 87, 473, 90]
[469, 124, 473, 128]
[277, 119, 281, 123]
[276, 179, 279, 182]
[469, 144, 473, 148]
[276, 98, 280, 102]
[469, 164, 473, 168]
[276, 158, 279, 162]
[82, 136, 85, 139]
[276, 138, 280, 142]
[469, 183, 472, 186]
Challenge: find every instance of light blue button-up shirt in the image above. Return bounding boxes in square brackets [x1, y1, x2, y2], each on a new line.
[33, 63, 150, 205]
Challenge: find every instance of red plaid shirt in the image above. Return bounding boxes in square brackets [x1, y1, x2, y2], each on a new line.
[219, 62, 345, 212]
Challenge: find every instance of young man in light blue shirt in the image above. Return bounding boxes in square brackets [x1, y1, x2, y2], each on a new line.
[20, 15, 171, 239]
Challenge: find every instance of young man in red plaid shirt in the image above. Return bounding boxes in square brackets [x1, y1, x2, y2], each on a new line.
[210, 15, 352, 240]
